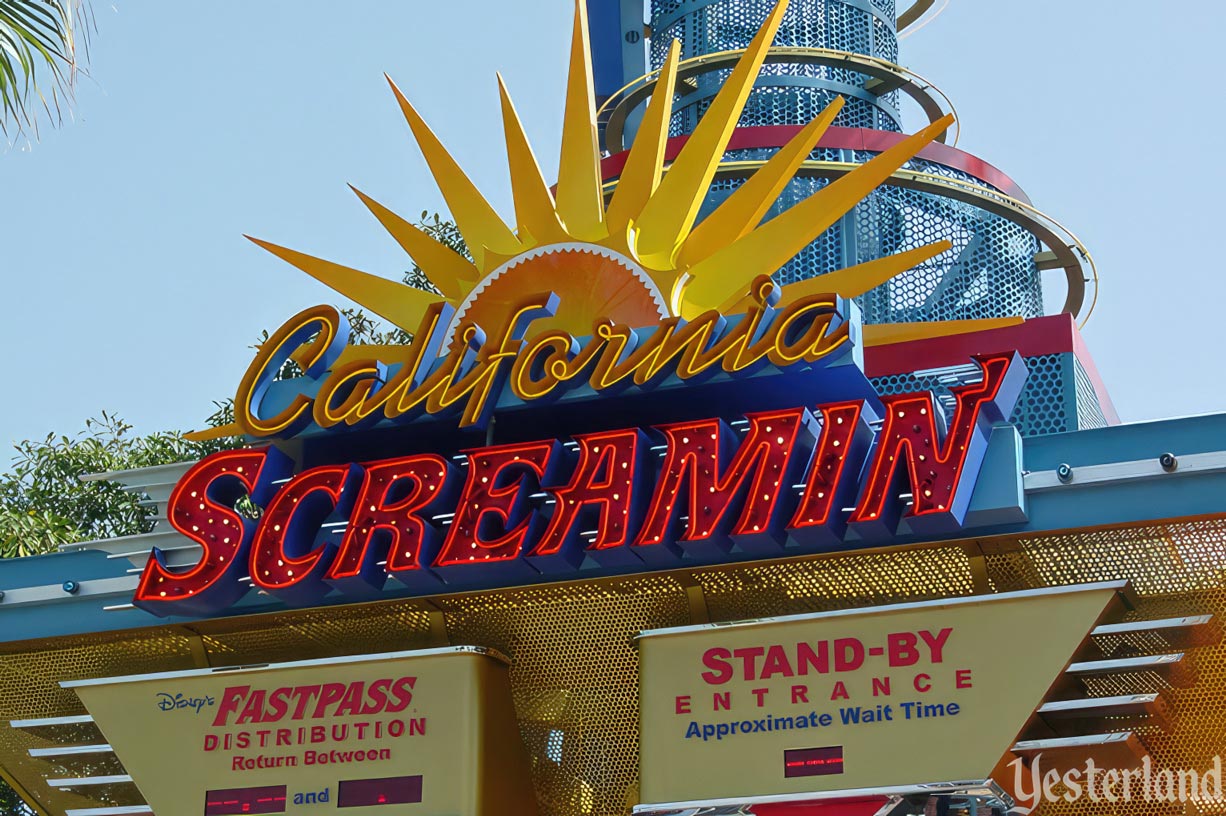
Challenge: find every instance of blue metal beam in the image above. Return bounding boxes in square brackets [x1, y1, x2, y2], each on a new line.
[3, 413, 1225, 644]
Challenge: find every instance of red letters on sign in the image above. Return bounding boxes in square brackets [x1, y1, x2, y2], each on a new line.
[790, 402, 872, 547]
[135, 354, 1021, 617]
[135, 448, 289, 616]
[434, 441, 557, 572]
[325, 454, 454, 595]
[532, 429, 643, 570]
[635, 408, 809, 558]
[849, 353, 1019, 538]
[250, 465, 361, 605]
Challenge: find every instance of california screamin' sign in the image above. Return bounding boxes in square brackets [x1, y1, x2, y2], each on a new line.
[134, 283, 1025, 616]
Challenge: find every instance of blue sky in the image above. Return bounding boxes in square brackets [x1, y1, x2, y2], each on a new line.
[3, 1, 1223, 450]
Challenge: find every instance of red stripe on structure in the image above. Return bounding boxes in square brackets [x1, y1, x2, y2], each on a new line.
[863, 315, 1119, 425]
[601, 125, 1030, 203]
[751, 796, 891, 815]
[864, 315, 1079, 375]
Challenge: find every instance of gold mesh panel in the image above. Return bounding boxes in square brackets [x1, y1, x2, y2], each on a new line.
[980, 520, 1226, 816]
[698, 544, 977, 621]
[983, 520, 1226, 596]
[198, 600, 438, 664]
[0, 628, 198, 814]
[3, 518, 1226, 815]
[434, 576, 691, 816]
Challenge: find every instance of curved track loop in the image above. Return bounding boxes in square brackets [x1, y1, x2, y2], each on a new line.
[898, 0, 952, 39]
[603, 161, 1099, 325]
[598, 47, 960, 153]
[897, 0, 935, 31]
[740, 160, 1099, 325]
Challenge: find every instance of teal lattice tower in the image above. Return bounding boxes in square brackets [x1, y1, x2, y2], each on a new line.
[588, 0, 1111, 435]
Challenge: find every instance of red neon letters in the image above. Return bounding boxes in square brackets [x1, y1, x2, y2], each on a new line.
[326, 454, 454, 594]
[135, 448, 288, 616]
[849, 353, 1019, 537]
[532, 429, 643, 570]
[635, 409, 811, 558]
[134, 354, 1020, 616]
[434, 441, 557, 572]
[250, 464, 361, 604]
[789, 402, 872, 546]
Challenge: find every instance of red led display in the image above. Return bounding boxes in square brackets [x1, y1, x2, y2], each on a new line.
[204, 784, 287, 815]
[783, 746, 845, 779]
[337, 775, 423, 808]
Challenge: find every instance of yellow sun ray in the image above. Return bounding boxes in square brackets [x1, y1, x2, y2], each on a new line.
[497, 73, 569, 247]
[775, 240, 952, 306]
[716, 240, 952, 313]
[347, 185, 479, 300]
[604, 39, 682, 237]
[248, 2, 1007, 366]
[681, 96, 845, 269]
[245, 236, 448, 333]
[185, 424, 243, 442]
[863, 317, 1025, 346]
[678, 113, 955, 317]
[555, 0, 606, 241]
[633, 0, 790, 268]
[332, 343, 424, 366]
[385, 74, 523, 268]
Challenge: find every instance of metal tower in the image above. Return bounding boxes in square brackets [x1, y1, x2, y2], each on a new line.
[589, 0, 1112, 436]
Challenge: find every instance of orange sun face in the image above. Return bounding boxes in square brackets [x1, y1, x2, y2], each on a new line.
[448, 244, 670, 340]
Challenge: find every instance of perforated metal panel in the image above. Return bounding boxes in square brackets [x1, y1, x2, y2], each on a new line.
[649, 0, 1050, 327]
[434, 578, 691, 816]
[870, 353, 1108, 438]
[873, 354, 1052, 437]
[6, 519, 1226, 815]
[873, 201, 1037, 319]
[850, 179, 1043, 324]
[197, 601, 437, 665]
[1073, 358, 1109, 431]
[0, 629, 200, 813]
[698, 164, 1041, 325]
[696, 545, 976, 620]
[1008, 354, 1071, 436]
[654, 0, 902, 137]
[704, 169, 849, 285]
[981, 521, 1226, 816]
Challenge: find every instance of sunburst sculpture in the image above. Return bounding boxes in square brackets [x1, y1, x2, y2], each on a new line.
[246, 0, 1017, 364]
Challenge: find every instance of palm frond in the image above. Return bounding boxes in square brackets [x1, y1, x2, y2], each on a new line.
[0, 0, 91, 138]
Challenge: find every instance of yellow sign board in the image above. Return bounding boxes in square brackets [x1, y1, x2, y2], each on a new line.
[66, 647, 537, 816]
[637, 584, 1123, 806]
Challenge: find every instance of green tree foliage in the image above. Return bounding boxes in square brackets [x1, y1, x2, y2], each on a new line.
[411, 211, 467, 278]
[0, 0, 91, 137]
[1, 0, 95, 807]
[0, 408, 238, 557]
